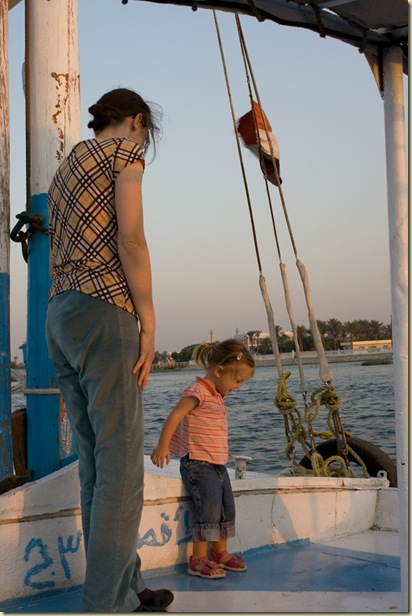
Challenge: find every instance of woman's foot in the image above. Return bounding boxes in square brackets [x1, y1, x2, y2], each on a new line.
[210, 549, 247, 572]
[187, 555, 226, 579]
[135, 588, 174, 611]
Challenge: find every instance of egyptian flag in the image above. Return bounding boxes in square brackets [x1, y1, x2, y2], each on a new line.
[237, 101, 282, 186]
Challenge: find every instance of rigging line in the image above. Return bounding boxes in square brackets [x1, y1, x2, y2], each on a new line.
[280, 261, 308, 395]
[235, 14, 308, 394]
[259, 273, 284, 378]
[262, 171, 282, 259]
[235, 20, 283, 263]
[245, 0, 265, 23]
[235, 15, 299, 260]
[213, 10, 284, 378]
[297, 258, 333, 383]
[225, 16, 345, 474]
[212, 10, 262, 274]
[235, 15, 333, 386]
[227, 31, 346, 474]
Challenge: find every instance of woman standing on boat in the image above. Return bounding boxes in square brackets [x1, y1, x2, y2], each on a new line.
[151, 339, 254, 578]
[46, 88, 173, 613]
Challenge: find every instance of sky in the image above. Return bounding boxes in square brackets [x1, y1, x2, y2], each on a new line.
[7, 0, 405, 360]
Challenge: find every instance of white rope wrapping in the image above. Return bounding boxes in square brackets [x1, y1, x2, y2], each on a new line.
[280, 262, 308, 393]
[259, 273, 283, 377]
[296, 259, 333, 383]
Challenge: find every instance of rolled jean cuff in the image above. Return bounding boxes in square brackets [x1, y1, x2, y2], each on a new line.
[191, 521, 235, 542]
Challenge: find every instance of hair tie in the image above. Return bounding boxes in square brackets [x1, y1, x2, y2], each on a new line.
[236, 352, 242, 361]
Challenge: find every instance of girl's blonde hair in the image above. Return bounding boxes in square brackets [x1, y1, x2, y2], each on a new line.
[193, 338, 255, 371]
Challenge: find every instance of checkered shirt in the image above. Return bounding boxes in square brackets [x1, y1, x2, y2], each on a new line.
[48, 137, 145, 315]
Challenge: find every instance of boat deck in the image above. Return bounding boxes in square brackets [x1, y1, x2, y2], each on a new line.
[3, 530, 401, 613]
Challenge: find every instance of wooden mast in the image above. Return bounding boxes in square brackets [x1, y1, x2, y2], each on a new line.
[25, 0, 80, 478]
[382, 45, 408, 613]
[0, 0, 14, 480]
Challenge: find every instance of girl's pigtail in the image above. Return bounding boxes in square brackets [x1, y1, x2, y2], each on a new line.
[193, 343, 211, 369]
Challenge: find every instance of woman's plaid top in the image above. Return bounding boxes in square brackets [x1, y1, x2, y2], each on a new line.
[48, 137, 145, 315]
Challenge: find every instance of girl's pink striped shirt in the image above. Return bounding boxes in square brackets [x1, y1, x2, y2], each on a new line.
[169, 376, 229, 465]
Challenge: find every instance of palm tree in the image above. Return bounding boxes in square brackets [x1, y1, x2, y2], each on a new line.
[343, 320, 361, 347]
[296, 325, 308, 352]
[356, 319, 371, 340]
[258, 337, 273, 355]
[326, 318, 343, 350]
[275, 324, 283, 338]
[316, 320, 327, 343]
[247, 330, 261, 353]
[368, 319, 384, 340]
[382, 322, 392, 340]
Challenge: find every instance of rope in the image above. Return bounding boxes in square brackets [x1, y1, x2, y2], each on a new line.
[214, 12, 367, 479]
[228, 31, 334, 388]
[245, 0, 265, 23]
[213, 10, 262, 274]
[213, 10, 285, 392]
[259, 273, 283, 378]
[296, 259, 333, 383]
[234, 15, 310, 397]
[275, 371, 308, 465]
[309, 3, 327, 39]
[274, 373, 368, 479]
[235, 16, 299, 260]
[280, 262, 307, 394]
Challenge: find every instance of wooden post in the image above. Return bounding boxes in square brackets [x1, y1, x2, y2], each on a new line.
[25, 0, 80, 479]
[382, 46, 408, 613]
[0, 0, 14, 480]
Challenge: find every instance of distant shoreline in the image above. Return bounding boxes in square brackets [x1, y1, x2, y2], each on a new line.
[180, 351, 393, 371]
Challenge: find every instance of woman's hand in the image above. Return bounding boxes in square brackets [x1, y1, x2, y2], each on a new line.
[132, 329, 155, 390]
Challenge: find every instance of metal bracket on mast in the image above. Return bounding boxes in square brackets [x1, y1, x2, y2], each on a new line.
[364, 50, 384, 98]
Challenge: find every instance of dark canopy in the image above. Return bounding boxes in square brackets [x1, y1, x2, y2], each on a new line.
[132, 0, 408, 73]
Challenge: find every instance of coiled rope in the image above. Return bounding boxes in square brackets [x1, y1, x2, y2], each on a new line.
[275, 372, 367, 477]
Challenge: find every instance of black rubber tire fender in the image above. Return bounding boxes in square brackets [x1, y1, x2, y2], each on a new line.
[299, 436, 397, 487]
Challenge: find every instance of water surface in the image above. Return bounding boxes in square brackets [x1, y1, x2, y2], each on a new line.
[12, 362, 396, 476]
[144, 362, 396, 475]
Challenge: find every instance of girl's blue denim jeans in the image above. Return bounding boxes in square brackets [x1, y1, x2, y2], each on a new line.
[180, 456, 236, 542]
[46, 290, 145, 612]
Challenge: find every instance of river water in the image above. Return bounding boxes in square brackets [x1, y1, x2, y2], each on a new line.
[143, 361, 396, 475]
[12, 362, 396, 476]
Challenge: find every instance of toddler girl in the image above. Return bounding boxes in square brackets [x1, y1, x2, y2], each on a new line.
[151, 338, 254, 579]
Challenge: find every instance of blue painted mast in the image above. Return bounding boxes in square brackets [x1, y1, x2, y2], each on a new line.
[24, 0, 80, 479]
[0, 0, 14, 480]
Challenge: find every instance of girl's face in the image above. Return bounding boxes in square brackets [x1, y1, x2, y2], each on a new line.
[213, 363, 254, 397]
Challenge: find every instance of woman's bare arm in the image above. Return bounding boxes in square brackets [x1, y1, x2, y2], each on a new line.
[115, 160, 155, 390]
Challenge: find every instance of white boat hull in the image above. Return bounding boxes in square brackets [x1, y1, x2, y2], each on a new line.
[0, 457, 398, 604]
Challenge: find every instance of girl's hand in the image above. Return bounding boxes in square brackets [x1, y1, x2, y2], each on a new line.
[150, 397, 197, 469]
[151, 444, 170, 468]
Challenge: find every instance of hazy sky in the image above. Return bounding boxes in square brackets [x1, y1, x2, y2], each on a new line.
[8, 0, 403, 360]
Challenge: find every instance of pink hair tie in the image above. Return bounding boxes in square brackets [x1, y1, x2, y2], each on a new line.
[236, 352, 243, 360]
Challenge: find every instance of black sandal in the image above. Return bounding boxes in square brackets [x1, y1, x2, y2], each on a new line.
[135, 588, 174, 612]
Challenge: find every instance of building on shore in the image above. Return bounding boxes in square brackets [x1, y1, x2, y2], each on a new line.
[341, 339, 392, 351]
